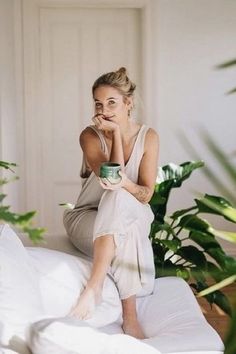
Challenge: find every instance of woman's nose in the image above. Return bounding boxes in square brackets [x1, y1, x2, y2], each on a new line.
[102, 106, 111, 115]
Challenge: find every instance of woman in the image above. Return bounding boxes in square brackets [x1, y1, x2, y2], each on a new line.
[63, 67, 159, 339]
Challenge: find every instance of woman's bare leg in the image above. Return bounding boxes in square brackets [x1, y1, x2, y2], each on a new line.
[70, 235, 145, 339]
[70, 235, 115, 319]
[122, 295, 146, 339]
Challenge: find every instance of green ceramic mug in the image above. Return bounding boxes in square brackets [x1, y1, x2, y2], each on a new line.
[99, 162, 121, 184]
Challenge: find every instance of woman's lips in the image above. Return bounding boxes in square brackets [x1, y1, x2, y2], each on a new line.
[104, 115, 114, 120]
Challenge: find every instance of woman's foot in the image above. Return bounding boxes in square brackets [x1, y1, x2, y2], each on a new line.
[69, 284, 102, 320]
[122, 317, 146, 339]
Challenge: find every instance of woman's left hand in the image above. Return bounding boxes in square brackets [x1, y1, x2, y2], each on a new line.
[99, 171, 127, 190]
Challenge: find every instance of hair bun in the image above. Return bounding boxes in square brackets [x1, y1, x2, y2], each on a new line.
[92, 67, 136, 97]
[117, 67, 127, 76]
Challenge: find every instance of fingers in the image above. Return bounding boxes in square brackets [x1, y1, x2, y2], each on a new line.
[92, 114, 104, 128]
[92, 113, 105, 120]
[98, 177, 123, 190]
[92, 114, 118, 131]
[98, 177, 111, 189]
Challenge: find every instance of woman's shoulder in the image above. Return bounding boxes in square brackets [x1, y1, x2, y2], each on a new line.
[80, 125, 100, 142]
[80, 125, 98, 137]
[144, 126, 159, 139]
[144, 126, 159, 148]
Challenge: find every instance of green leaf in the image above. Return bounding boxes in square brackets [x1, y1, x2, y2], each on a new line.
[0, 205, 10, 212]
[224, 256, 236, 276]
[15, 211, 36, 223]
[0, 178, 10, 186]
[0, 209, 18, 223]
[206, 247, 227, 268]
[226, 87, 236, 95]
[197, 275, 236, 297]
[224, 301, 236, 354]
[0, 209, 36, 225]
[213, 291, 232, 317]
[0, 194, 7, 203]
[59, 202, 75, 209]
[191, 281, 215, 304]
[206, 261, 225, 282]
[149, 192, 166, 206]
[179, 214, 236, 248]
[215, 58, 236, 69]
[149, 180, 173, 222]
[190, 267, 207, 283]
[160, 238, 181, 252]
[158, 161, 204, 184]
[179, 214, 211, 232]
[152, 243, 166, 264]
[22, 226, 45, 243]
[158, 259, 178, 277]
[0, 161, 17, 172]
[212, 229, 236, 243]
[150, 161, 204, 222]
[170, 206, 198, 219]
[190, 231, 221, 250]
[196, 194, 236, 223]
[152, 220, 173, 234]
[176, 267, 190, 280]
[176, 245, 207, 267]
[0, 175, 19, 186]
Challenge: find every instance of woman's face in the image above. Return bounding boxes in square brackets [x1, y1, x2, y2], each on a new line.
[93, 85, 131, 124]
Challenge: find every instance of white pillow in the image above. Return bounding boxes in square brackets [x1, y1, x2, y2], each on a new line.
[0, 224, 43, 346]
[29, 317, 161, 354]
[26, 247, 122, 328]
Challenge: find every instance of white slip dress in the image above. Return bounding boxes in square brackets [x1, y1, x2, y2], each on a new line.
[63, 124, 155, 298]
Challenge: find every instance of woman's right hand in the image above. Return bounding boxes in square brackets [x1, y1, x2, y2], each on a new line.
[92, 113, 118, 132]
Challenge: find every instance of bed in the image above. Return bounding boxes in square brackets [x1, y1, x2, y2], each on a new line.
[0, 224, 224, 354]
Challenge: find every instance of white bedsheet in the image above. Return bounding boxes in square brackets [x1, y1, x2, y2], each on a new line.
[0, 231, 225, 354]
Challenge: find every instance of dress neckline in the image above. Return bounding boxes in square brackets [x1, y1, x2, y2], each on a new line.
[82, 124, 145, 177]
[101, 124, 144, 167]
[124, 124, 145, 168]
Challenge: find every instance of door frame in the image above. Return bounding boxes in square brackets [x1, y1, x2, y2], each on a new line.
[14, 0, 158, 229]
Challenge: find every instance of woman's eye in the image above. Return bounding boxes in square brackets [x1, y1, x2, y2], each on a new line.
[108, 100, 115, 105]
[95, 103, 102, 108]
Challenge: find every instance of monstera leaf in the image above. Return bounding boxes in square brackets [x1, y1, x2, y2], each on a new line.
[149, 160, 236, 318]
[150, 161, 204, 222]
[196, 194, 236, 223]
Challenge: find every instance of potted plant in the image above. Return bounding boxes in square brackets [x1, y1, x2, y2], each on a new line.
[0, 160, 44, 242]
[149, 161, 236, 316]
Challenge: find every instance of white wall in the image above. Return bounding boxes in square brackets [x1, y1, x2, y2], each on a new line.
[155, 0, 236, 249]
[0, 0, 20, 211]
[157, 0, 236, 184]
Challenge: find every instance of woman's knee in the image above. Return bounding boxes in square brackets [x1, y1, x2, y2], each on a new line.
[99, 188, 138, 210]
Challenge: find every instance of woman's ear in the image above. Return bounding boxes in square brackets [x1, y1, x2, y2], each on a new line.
[124, 96, 133, 109]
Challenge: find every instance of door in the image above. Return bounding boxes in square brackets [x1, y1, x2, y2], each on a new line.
[23, 4, 142, 236]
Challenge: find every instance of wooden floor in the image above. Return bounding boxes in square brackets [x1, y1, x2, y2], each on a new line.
[196, 282, 236, 341]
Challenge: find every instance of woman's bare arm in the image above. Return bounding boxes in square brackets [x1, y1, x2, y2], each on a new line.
[80, 128, 109, 176]
[92, 115, 125, 170]
[79, 120, 125, 176]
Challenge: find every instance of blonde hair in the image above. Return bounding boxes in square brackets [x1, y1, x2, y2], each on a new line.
[92, 67, 136, 98]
